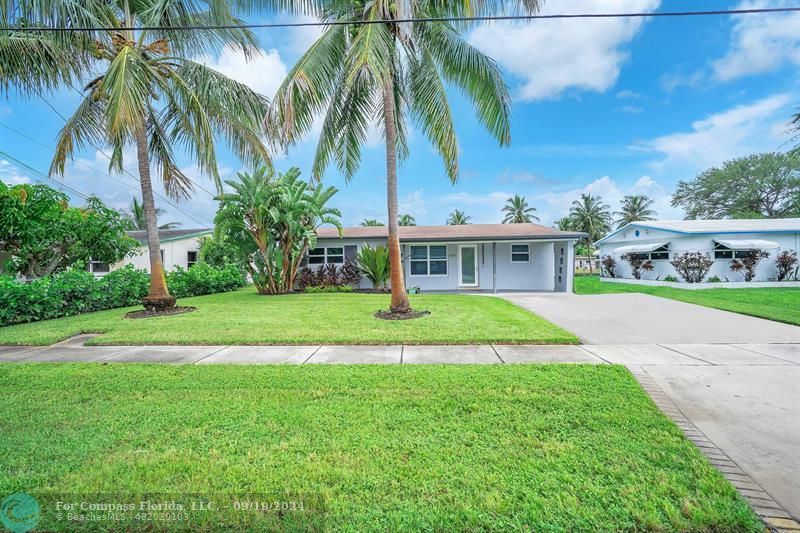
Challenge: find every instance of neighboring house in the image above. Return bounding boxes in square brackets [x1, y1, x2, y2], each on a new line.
[313, 223, 585, 292]
[597, 219, 800, 283]
[90, 228, 212, 276]
[574, 252, 599, 272]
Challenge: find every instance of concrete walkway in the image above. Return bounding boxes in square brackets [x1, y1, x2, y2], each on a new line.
[499, 292, 800, 344]
[2, 337, 798, 526]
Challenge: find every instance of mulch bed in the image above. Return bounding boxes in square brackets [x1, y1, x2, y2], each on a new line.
[125, 306, 197, 319]
[374, 309, 431, 321]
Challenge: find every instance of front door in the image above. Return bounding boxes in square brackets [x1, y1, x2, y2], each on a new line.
[459, 245, 478, 287]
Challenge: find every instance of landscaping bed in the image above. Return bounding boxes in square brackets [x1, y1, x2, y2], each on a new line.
[0, 289, 577, 345]
[0, 364, 760, 531]
[575, 275, 800, 326]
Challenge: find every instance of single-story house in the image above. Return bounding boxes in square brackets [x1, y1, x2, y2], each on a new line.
[90, 228, 211, 276]
[597, 218, 800, 284]
[313, 223, 585, 292]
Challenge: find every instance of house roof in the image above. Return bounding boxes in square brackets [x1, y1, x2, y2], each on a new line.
[127, 228, 212, 245]
[316, 223, 585, 242]
[597, 218, 800, 245]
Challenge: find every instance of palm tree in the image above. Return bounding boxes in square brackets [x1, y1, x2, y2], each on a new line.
[447, 209, 471, 225]
[613, 195, 657, 228]
[569, 194, 611, 274]
[553, 216, 575, 232]
[7, 1, 272, 311]
[398, 214, 416, 226]
[271, 0, 528, 314]
[501, 194, 538, 223]
[122, 197, 181, 231]
[360, 218, 385, 227]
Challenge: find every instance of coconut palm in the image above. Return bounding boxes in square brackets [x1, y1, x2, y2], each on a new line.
[613, 195, 657, 228]
[569, 194, 611, 273]
[360, 218, 385, 226]
[398, 213, 416, 226]
[553, 216, 575, 232]
[4, 1, 273, 311]
[122, 197, 181, 231]
[271, 0, 531, 313]
[501, 194, 538, 223]
[447, 209, 471, 225]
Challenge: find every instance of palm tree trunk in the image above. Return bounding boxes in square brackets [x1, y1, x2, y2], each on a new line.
[135, 126, 175, 311]
[382, 78, 411, 313]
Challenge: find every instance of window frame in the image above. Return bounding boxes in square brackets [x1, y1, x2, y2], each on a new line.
[308, 246, 345, 265]
[409, 244, 449, 277]
[88, 260, 110, 274]
[509, 243, 531, 264]
[187, 251, 198, 268]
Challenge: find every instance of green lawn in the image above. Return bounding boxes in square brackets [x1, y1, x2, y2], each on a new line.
[0, 364, 759, 532]
[575, 275, 800, 326]
[0, 289, 577, 346]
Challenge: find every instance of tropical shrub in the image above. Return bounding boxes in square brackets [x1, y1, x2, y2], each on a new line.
[0, 264, 245, 327]
[729, 249, 770, 282]
[357, 244, 391, 290]
[620, 253, 654, 280]
[340, 260, 362, 287]
[304, 285, 353, 293]
[166, 263, 246, 298]
[670, 252, 714, 283]
[775, 250, 799, 281]
[706, 275, 723, 283]
[199, 236, 246, 274]
[600, 255, 617, 278]
[663, 274, 679, 282]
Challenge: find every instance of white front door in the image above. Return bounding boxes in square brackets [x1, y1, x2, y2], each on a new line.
[458, 244, 478, 287]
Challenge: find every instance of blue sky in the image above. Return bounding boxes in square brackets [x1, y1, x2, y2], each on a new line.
[1, 0, 798, 229]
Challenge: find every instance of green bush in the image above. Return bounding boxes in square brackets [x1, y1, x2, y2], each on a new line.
[303, 285, 353, 294]
[0, 263, 246, 327]
[356, 244, 391, 290]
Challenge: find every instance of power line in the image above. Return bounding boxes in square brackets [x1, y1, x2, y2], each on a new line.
[0, 148, 91, 201]
[1, 6, 798, 32]
[0, 121, 212, 227]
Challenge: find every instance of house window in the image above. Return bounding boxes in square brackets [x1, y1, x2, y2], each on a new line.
[714, 243, 751, 259]
[308, 246, 344, 265]
[187, 251, 198, 268]
[160, 249, 165, 262]
[410, 245, 447, 276]
[649, 245, 670, 261]
[510, 244, 530, 263]
[88, 260, 109, 273]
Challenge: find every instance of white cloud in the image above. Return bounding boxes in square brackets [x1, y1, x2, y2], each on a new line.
[469, 0, 660, 101]
[712, 0, 800, 82]
[196, 44, 288, 98]
[0, 159, 30, 185]
[617, 105, 644, 114]
[616, 90, 642, 99]
[636, 93, 792, 169]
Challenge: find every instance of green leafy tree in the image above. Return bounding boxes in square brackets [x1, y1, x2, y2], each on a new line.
[553, 216, 575, 232]
[271, 0, 529, 313]
[447, 209, 471, 225]
[398, 214, 416, 226]
[672, 152, 800, 219]
[501, 194, 538, 223]
[0, 181, 136, 278]
[5, 1, 273, 311]
[790, 109, 799, 156]
[360, 218, 385, 227]
[613, 194, 657, 228]
[214, 166, 342, 294]
[569, 194, 611, 273]
[122, 197, 181, 230]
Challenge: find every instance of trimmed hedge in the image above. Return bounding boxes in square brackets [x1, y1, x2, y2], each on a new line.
[0, 264, 246, 326]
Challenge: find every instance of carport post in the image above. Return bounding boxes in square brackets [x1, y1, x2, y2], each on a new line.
[492, 242, 497, 293]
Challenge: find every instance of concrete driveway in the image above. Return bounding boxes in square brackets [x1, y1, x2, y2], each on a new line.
[499, 292, 800, 344]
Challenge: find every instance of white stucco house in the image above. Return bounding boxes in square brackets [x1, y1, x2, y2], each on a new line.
[89, 228, 211, 276]
[596, 219, 800, 287]
[313, 223, 585, 292]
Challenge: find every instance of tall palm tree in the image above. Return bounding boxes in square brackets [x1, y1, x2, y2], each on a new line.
[398, 213, 416, 226]
[5, 1, 272, 311]
[271, 0, 530, 314]
[447, 209, 471, 225]
[122, 197, 181, 231]
[613, 194, 657, 228]
[553, 216, 575, 232]
[360, 218, 385, 227]
[569, 194, 611, 274]
[501, 194, 538, 223]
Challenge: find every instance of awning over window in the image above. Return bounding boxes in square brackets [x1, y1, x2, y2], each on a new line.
[612, 242, 669, 254]
[714, 239, 779, 249]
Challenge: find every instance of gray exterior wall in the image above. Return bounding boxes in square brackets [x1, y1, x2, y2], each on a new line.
[314, 237, 578, 292]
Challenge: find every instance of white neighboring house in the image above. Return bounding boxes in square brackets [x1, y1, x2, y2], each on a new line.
[596, 219, 800, 287]
[88, 228, 212, 276]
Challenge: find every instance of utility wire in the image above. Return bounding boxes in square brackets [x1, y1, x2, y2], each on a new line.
[1, 6, 798, 32]
[0, 121, 212, 227]
[0, 148, 91, 201]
